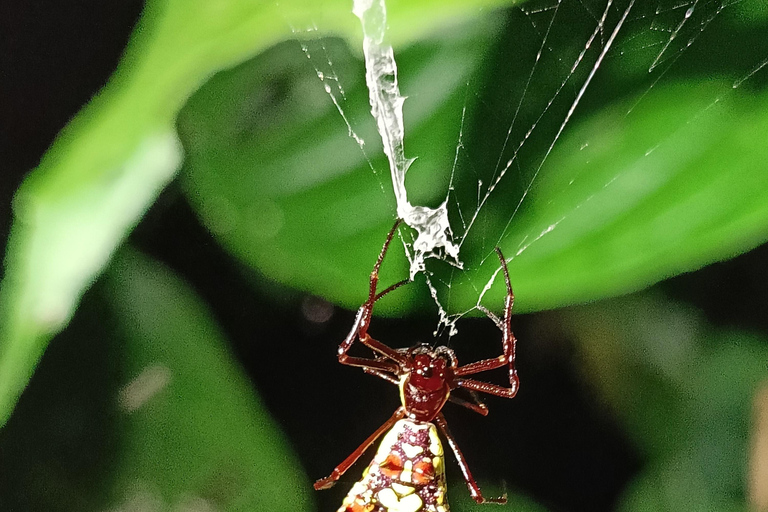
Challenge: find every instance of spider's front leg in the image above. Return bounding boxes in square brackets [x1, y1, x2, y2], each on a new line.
[336, 307, 401, 376]
[454, 248, 520, 399]
[337, 220, 410, 376]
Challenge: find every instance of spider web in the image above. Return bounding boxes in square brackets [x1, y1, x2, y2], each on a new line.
[290, 0, 767, 336]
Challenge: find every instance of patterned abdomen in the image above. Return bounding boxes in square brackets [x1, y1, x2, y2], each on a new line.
[339, 419, 448, 512]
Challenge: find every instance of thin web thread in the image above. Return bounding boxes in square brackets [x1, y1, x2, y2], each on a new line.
[291, 0, 760, 333]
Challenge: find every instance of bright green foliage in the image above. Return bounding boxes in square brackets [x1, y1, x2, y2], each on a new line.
[0, 249, 312, 510]
[0, 0, 517, 427]
[180, 19, 502, 316]
[470, 82, 768, 312]
[180, 7, 768, 317]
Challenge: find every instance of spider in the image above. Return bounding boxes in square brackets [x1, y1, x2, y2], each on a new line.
[315, 219, 520, 511]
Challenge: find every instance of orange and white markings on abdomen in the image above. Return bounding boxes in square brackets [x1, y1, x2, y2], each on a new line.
[314, 220, 520, 508]
[339, 419, 447, 512]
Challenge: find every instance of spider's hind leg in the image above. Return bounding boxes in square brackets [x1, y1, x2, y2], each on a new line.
[435, 414, 507, 504]
[314, 407, 406, 490]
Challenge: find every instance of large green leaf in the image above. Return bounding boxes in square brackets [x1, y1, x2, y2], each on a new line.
[181, 16, 502, 315]
[181, 3, 768, 317]
[467, 81, 768, 312]
[0, 0, 519, 427]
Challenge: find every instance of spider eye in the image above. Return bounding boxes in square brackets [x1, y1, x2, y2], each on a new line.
[414, 354, 429, 363]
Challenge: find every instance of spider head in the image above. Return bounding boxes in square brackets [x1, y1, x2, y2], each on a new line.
[400, 345, 456, 421]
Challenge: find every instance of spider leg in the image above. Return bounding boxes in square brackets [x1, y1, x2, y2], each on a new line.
[314, 407, 406, 490]
[357, 219, 410, 363]
[363, 218, 404, 313]
[338, 307, 402, 374]
[337, 220, 410, 371]
[374, 278, 411, 302]
[455, 378, 518, 399]
[453, 248, 519, 399]
[362, 367, 400, 385]
[434, 414, 507, 504]
[359, 334, 408, 365]
[448, 391, 489, 416]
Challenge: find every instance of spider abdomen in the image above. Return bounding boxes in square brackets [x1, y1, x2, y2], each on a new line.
[338, 418, 448, 512]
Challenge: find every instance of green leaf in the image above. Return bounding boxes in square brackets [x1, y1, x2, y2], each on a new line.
[618, 457, 748, 512]
[563, 293, 768, 509]
[181, 4, 768, 319]
[104, 248, 312, 511]
[470, 81, 768, 313]
[181, 16, 502, 316]
[0, 0, 519, 427]
[0, 248, 311, 510]
[0, 133, 181, 428]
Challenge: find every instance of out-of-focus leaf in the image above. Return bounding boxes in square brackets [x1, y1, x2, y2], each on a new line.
[0, 247, 311, 510]
[104, 248, 312, 511]
[562, 293, 768, 510]
[557, 295, 703, 457]
[618, 457, 748, 512]
[0, 0, 520, 427]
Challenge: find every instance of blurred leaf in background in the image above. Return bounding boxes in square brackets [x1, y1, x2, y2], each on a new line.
[106, 249, 311, 511]
[0, 249, 311, 511]
[562, 294, 767, 512]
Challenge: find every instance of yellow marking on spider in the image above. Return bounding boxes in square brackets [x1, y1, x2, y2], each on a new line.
[375, 427, 401, 463]
[348, 481, 367, 497]
[400, 460, 414, 483]
[391, 482, 416, 497]
[435, 485, 446, 505]
[378, 488, 423, 512]
[402, 443, 423, 458]
[428, 428, 443, 456]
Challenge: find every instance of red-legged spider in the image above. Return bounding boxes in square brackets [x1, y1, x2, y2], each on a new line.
[315, 219, 519, 511]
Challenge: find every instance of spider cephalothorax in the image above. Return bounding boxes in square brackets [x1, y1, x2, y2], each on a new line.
[399, 345, 456, 422]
